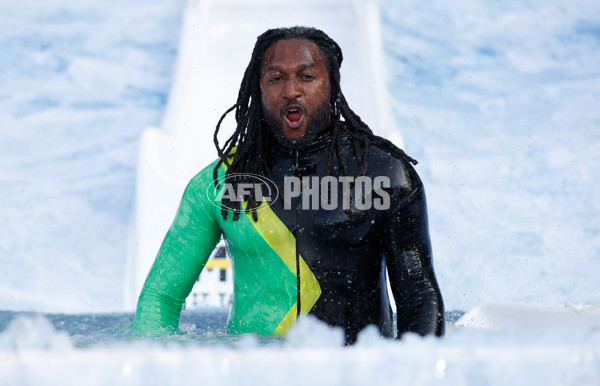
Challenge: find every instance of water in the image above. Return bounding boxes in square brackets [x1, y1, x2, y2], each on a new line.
[1, 311, 599, 385]
[0, 310, 466, 349]
[0, 310, 230, 349]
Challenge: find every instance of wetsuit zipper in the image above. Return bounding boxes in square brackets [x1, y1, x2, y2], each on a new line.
[294, 149, 301, 318]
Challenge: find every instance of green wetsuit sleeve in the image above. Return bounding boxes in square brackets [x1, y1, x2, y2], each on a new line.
[131, 167, 221, 336]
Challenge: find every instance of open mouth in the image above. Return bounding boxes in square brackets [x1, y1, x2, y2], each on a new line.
[283, 106, 305, 129]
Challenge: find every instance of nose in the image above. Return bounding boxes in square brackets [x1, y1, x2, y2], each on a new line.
[282, 78, 301, 101]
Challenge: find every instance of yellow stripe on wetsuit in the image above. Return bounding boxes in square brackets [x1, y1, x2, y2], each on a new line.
[242, 200, 321, 334]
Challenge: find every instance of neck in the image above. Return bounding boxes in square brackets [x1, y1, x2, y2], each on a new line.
[270, 125, 334, 155]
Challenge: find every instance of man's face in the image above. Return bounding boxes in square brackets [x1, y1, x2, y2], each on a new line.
[260, 39, 331, 143]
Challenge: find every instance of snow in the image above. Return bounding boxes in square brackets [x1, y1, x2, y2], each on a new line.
[1, 312, 599, 385]
[1, 0, 600, 384]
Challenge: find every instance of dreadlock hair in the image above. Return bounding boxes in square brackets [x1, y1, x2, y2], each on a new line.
[213, 26, 417, 222]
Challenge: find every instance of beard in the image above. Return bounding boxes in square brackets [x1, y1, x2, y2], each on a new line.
[262, 101, 331, 149]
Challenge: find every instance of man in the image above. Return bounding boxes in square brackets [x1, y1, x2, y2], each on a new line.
[132, 26, 444, 344]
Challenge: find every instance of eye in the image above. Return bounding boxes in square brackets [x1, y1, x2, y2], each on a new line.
[300, 74, 316, 81]
[267, 75, 283, 84]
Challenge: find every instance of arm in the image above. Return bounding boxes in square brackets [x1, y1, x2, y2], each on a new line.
[131, 171, 222, 336]
[384, 185, 445, 337]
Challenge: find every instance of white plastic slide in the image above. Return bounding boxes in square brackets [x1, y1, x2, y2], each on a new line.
[124, 0, 402, 309]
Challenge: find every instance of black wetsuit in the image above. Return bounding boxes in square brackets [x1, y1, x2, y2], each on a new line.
[133, 127, 444, 344]
[266, 128, 444, 343]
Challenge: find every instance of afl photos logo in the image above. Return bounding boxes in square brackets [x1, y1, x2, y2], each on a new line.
[207, 173, 392, 213]
[206, 173, 279, 213]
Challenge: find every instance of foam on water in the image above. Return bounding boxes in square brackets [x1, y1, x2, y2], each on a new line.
[1, 311, 599, 385]
[0, 314, 72, 351]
